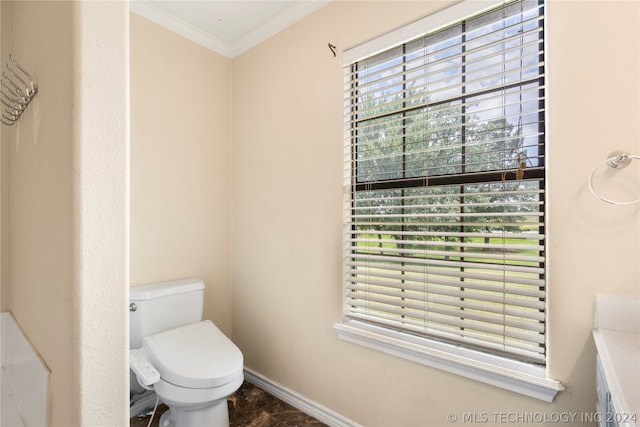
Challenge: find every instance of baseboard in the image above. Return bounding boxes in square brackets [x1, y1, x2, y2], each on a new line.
[129, 368, 361, 426]
[243, 368, 362, 427]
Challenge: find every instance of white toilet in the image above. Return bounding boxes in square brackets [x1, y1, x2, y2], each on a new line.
[130, 278, 243, 427]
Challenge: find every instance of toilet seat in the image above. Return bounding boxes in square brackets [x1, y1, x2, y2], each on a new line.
[143, 320, 243, 389]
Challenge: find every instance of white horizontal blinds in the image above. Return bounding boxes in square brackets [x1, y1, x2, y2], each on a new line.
[345, 181, 546, 361]
[344, 0, 546, 364]
[345, 0, 545, 183]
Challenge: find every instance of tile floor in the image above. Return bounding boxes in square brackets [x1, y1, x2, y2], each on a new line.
[130, 381, 327, 427]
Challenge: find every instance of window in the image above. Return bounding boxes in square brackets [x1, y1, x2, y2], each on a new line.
[336, 0, 562, 401]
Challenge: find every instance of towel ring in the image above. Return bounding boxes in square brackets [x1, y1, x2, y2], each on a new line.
[588, 151, 640, 205]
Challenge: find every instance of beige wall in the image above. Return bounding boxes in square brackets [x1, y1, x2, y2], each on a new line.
[1, 1, 128, 425]
[0, 0, 635, 423]
[3, 2, 77, 424]
[15, 0, 640, 426]
[545, 0, 639, 391]
[232, 1, 640, 426]
[130, 14, 234, 335]
[129, 1, 639, 425]
[0, 0, 8, 313]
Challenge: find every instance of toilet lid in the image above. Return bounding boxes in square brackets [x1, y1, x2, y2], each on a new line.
[143, 320, 243, 389]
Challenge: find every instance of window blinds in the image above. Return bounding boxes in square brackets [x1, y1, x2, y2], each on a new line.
[343, 0, 546, 364]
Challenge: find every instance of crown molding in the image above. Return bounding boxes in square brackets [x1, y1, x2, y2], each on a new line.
[130, 1, 234, 57]
[229, 1, 330, 58]
[130, 1, 330, 59]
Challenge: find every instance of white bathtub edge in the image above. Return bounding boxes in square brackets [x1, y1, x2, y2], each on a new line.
[1, 311, 51, 427]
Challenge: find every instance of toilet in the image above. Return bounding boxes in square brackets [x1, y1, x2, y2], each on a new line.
[130, 278, 243, 427]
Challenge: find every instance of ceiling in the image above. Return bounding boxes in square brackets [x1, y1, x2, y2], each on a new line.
[130, 1, 330, 58]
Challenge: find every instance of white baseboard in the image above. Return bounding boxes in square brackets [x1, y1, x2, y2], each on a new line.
[129, 368, 361, 426]
[243, 368, 361, 427]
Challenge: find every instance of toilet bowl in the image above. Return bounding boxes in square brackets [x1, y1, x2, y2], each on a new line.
[142, 320, 244, 427]
[129, 278, 244, 427]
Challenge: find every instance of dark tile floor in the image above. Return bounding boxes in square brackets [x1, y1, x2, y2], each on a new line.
[130, 382, 327, 427]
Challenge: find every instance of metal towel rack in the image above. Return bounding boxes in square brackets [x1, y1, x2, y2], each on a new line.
[1, 54, 37, 126]
[588, 151, 640, 205]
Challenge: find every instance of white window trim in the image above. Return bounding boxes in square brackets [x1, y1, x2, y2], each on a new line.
[343, 0, 512, 65]
[335, 321, 563, 402]
[337, 0, 564, 402]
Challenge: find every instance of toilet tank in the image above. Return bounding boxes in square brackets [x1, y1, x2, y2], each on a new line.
[130, 277, 205, 349]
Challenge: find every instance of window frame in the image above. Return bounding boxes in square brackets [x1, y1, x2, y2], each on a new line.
[335, 0, 563, 401]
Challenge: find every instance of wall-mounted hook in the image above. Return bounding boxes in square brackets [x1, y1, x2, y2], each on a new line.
[328, 43, 337, 57]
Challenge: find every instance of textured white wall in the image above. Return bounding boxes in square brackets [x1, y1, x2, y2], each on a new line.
[72, 2, 129, 424]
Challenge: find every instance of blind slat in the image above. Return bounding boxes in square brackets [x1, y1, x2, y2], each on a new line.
[345, 300, 545, 338]
[346, 266, 545, 289]
[346, 283, 546, 310]
[346, 10, 545, 84]
[346, 312, 545, 362]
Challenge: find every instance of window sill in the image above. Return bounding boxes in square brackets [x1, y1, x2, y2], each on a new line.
[334, 320, 563, 402]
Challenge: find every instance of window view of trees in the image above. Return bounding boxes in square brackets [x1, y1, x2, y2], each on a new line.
[345, 0, 546, 363]
[353, 94, 543, 241]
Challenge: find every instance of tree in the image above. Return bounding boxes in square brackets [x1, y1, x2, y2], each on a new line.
[351, 85, 540, 258]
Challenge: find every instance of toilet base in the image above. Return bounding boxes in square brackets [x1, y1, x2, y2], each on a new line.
[159, 399, 229, 427]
